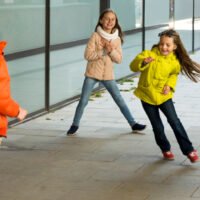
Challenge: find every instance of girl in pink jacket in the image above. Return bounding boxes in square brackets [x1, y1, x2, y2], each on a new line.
[0, 41, 27, 145]
[67, 9, 146, 135]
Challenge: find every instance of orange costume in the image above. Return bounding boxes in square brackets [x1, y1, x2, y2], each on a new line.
[0, 41, 20, 137]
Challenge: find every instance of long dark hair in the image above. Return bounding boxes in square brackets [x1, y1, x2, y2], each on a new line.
[153, 29, 200, 82]
[95, 9, 124, 44]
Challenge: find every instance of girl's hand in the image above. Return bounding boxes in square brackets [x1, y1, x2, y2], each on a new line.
[105, 41, 115, 53]
[100, 38, 107, 48]
[100, 38, 115, 54]
[17, 107, 28, 121]
[162, 85, 171, 95]
[143, 57, 154, 65]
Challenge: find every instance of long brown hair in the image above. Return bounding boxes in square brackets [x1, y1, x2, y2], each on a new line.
[153, 29, 200, 82]
[95, 9, 124, 44]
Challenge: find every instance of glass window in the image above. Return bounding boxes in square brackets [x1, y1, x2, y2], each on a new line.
[110, 0, 143, 79]
[51, 0, 99, 45]
[145, 0, 169, 50]
[194, 0, 200, 50]
[50, 0, 99, 105]
[174, 0, 193, 51]
[110, 0, 140, 30]
[8, 54, 45, 113]
[145, 0, 169, 26]
[175, 0, 193, 20]
[0, 0, 45, 53]
[115, 33, 142, 79]
[0, 0, 46, 113]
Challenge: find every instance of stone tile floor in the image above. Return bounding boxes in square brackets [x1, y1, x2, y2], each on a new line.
[1, 52, 200, 200]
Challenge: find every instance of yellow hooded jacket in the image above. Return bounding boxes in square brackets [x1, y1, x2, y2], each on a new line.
[130, 47, 180, 105]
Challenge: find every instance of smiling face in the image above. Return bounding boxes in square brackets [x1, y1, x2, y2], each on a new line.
[100, 12, 116, 33]
[158, 36, 177, 56]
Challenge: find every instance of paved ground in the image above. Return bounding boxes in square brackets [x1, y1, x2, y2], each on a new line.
[1, 52, 200, 200]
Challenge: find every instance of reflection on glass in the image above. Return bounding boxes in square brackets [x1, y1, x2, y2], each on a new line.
[174, 0, 193, 51]
[50, 0, 99, 44]
[145, 0, 169, 26]
[0, 1, 46, 112]
[115, 33, 142, 79]
[110, 0, 141, 30]
[0, 0, 45, 53]
[50, 0, 100, 105]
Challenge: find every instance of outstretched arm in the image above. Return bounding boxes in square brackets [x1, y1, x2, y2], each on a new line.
[130, 50, 154, 72]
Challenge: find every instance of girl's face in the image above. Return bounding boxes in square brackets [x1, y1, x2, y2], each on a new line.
[100, 12, 116, 33]
[158, 36, 177, 56]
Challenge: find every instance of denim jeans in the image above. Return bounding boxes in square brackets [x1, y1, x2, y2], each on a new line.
[72, 77, 136, 127]
[141, 99, 194, 155]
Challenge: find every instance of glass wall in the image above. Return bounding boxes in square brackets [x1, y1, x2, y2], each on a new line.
[115, 33, 142, 79]
[110, 0, 136, 31]
[174, 0, 193, 51]
[145, 0, 169, 50]
[0, 0, 199, 122]
[145, 0, 169, 27]
[194, 0, 200, 50]
[0, 0, 46, 113]
[110, 0, 142, 79]
[50, 0, 99, 105]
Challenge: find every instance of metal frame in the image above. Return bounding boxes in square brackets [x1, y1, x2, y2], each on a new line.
[169, 0, 175, 28]
[142, 0, 145, 50]
[100, 0, 110, 12]
[45, 0, 50, 111]
[192, 0, 195, 52]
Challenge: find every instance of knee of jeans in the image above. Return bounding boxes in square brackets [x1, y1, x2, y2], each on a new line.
[117, 100, 127, 108]
[168, 118, 181, 127]
[79, 98, 89, 108]
[153, 125, 164, 133]
[113, 94, 125, 104]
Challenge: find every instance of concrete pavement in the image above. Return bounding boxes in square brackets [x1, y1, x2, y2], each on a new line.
[1, 52, 200, 200]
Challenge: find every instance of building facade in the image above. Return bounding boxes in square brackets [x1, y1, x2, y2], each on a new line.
[0, 0, 199, 122]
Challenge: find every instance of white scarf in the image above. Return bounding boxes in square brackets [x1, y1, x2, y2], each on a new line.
[97, 26, 119, 41]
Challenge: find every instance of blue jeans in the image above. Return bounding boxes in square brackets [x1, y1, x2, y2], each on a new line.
[72, 77, 136, 127]
[141, 99, 194, 155]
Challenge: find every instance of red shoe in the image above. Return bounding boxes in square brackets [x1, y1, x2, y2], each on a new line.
[187, 150, 199, 163]
[162, 151, 175, 160]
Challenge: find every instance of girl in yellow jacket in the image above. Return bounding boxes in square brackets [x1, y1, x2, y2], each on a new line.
[130, 29, 200, 163]
[0, 41, 27, 145]
[67, 9, 146, 135]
